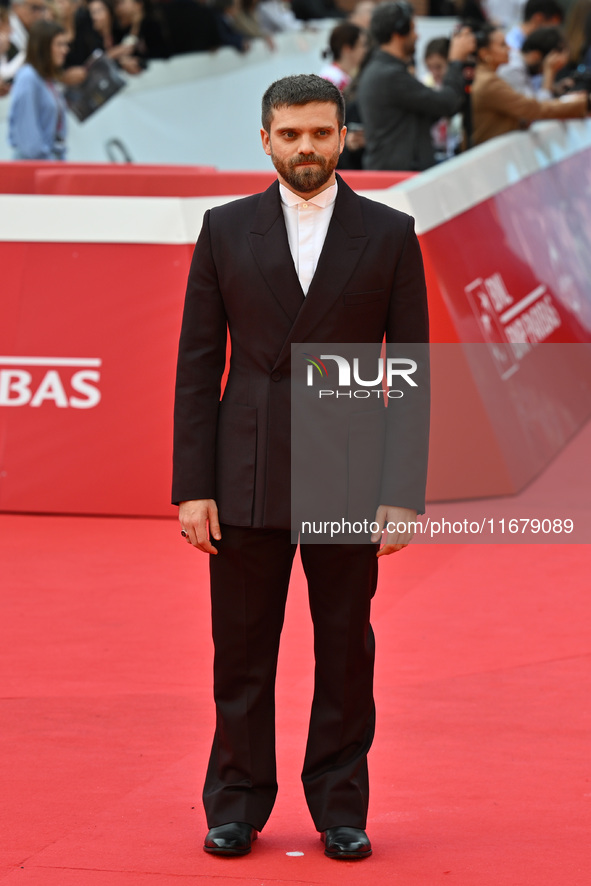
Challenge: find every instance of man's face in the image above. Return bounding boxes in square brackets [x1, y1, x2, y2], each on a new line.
[15, 0, 48, 30]
[402, 19, 417, 61]
[260, 102, 346, 198]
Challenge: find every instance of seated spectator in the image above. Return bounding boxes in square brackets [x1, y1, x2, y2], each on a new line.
[423, 36, 463, 161]
[66, 0, 142, 74]
[211, 0, 250, 52]
[320, 21, 367, 91]
[1, 4, 25, 90]
[157, 0, 220, 55]
[8, 18, 69, 158]
[470, 23, 589, 146]
[498, 26, 568, 98]
[504, 0, 562, 58]
[356, 2, 475, 170]
[112, 0, 173, 61]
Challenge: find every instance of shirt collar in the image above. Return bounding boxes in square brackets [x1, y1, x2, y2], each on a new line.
[279, 180, 338, 209]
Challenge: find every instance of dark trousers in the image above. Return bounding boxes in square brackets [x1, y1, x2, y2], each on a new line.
[203, 524, 378, 832]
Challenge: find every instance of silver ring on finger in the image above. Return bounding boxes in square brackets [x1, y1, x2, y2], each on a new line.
[180, 529, 188, 538]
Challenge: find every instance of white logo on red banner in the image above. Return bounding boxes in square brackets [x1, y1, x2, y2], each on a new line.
[0, 357, 102, 409]
[465, 274, 561, 379]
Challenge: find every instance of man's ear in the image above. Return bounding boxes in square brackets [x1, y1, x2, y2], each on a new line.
[260, 128, 272, 156]
[339, 126, 347, 154]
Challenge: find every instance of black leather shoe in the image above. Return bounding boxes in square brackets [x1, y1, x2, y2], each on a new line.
[321, 826, 372, 859]
[204, 822, 258, 856]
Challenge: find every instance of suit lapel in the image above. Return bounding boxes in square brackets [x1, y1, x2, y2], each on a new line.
[248, 180, 305, 324]
[273, 176, 369, 368]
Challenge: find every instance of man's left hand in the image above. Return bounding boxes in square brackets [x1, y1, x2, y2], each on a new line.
[371, 505, 418, 557]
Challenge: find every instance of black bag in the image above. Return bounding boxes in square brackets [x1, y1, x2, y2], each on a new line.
[65, 50, 126, 123]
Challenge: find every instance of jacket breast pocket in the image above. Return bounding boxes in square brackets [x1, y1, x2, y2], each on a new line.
[344, 289, 386, 305]
[215, 403, 257, 526]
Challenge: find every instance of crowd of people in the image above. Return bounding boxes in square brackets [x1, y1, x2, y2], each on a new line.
[329, 0, 591, 170]
[1, 0, 591, 161]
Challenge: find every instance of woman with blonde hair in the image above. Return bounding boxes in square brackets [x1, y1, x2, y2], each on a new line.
[470, 23, 589, 146]
[8, 19, 70, 159]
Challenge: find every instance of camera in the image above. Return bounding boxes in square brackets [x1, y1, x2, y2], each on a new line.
[571, 67, 591, 94]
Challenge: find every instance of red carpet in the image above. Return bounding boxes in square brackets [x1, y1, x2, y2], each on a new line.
[1, 425, 590, 885]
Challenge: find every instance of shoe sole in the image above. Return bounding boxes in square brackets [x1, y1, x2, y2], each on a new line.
[324, 848, 372, 860]
[203, 845, 252, 856]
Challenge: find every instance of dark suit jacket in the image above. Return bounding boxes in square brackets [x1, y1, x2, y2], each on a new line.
[172, 175, 429, 528]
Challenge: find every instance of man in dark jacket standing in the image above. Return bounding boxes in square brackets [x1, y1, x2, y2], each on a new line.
[173, 74, 429, 861]
[357, 2, 475, 170]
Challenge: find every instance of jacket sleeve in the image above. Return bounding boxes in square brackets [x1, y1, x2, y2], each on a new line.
[172, 210, 228, 505]
[391, 61, 466, 119]
[478, 74, 587, 122]
[381, 216, 430, 513]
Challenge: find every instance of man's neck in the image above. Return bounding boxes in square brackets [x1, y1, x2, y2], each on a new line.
[380, 41, 408, 63]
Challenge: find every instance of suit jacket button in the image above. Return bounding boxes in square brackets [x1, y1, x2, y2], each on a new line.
[271, 371, 281, 382]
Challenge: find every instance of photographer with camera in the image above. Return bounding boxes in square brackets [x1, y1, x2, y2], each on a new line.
[356, 2, 475, 170]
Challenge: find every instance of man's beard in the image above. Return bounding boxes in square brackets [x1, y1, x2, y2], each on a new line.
[270, 147, 340, 193]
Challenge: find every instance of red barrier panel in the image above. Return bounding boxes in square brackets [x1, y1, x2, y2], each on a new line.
[0, 162, 414, 197]
[0, 241, 190, 514]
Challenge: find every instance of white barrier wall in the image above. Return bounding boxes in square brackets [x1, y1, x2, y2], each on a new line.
[0, 18, 456, 166]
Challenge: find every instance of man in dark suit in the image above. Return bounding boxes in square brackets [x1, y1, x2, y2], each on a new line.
[173, 74, 429, 860]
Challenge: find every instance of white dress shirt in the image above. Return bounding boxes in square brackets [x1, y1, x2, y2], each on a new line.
[279, 180, 337, 296]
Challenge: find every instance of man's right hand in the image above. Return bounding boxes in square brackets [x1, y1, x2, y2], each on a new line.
[179, 499, 221, 554]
